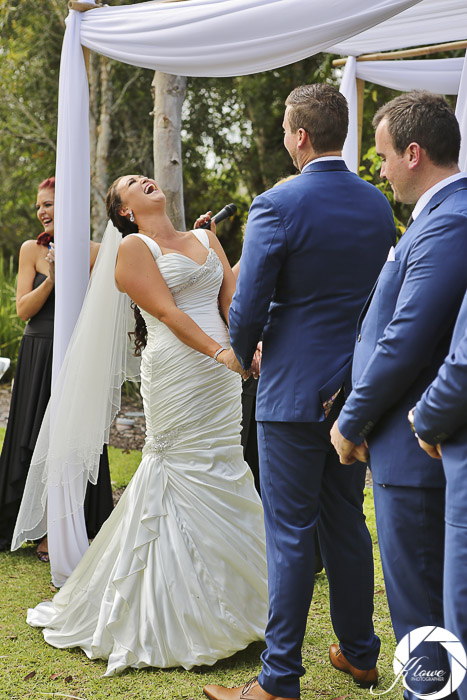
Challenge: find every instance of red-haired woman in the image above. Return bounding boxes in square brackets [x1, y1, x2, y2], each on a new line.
[0, 177, 113, 560]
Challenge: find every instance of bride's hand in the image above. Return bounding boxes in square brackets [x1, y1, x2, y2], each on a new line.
[216, 347, 243, 375]
[194, 211, 217, 234]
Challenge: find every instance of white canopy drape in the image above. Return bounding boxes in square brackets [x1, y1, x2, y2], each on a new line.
[341, 54, 467, 173]
[329, 0, 467, 56]
[48, 0, 467, 584]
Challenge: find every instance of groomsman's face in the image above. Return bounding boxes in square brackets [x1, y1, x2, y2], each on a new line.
[375, 119, 415, 204]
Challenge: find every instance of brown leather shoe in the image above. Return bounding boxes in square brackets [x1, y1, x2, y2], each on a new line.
[203, 676, 299, 700]
[329, 643, 378, 688]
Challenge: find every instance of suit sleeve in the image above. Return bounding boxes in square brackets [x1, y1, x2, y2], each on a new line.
[414, 312, 467, 444]
[229, 192, 287, 369]
[338, 213, 467, 444]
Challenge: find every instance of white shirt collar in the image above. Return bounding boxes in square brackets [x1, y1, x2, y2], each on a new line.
[301, 156, 345, 174]
[412, 171, 467, 220]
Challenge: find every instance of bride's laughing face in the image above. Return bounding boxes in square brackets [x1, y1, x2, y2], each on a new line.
[117, 175, 166, 223]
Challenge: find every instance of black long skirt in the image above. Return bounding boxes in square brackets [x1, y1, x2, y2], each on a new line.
[0, 333, 113, 550]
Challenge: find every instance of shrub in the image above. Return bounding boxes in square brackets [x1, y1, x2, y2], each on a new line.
[0, 256, 25, 383]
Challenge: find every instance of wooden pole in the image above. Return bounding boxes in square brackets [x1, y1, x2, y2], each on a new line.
[68, 1, 103, 10]
[332, 40, 467, 67]
[356, 78, 365, 166]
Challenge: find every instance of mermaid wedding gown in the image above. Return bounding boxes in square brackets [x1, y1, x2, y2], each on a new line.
[27, 229, 268, 675]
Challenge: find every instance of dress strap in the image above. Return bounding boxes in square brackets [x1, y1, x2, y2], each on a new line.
[131, 233, 162, 260]
[192, 228, 210, 250]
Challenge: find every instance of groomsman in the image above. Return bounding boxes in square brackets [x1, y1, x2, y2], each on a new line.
[204, 83, 396, 700]
[331, 91, 467, 700]
[411, 289, 467, 700]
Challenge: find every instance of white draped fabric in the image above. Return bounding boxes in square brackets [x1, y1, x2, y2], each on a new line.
[48, 9, 92, 585]
[341, 53, 467, 173]
[355, 57, 464, 95]
[45, 0, 466, 582]
[329, 0, 467, 56]
[457, 55, 467, 173]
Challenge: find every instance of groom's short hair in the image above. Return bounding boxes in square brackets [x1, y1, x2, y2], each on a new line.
[285, 84, 348, 154]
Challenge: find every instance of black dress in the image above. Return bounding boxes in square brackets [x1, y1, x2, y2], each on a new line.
[240, 376, 260, 493]
[0, 273, 113, 551]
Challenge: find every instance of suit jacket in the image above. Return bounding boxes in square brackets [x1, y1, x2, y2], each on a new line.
[229, 159, 396, 423]
[338, 178, 467, 487]
[414, 288, 467, 444]
[414, 288, 467, 527]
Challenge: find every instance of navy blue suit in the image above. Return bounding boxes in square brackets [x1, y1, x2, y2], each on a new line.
[415, 289, 467, 700]
[338, 178, 467, 699]
[229, 160, 396, 697]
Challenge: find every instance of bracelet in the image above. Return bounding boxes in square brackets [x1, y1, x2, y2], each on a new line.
[213, 347, 225, 361]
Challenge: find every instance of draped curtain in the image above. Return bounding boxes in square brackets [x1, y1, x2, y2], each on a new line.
[340, 54, 467, 173]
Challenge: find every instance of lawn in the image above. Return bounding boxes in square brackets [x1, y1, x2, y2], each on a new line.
[0, 428, 402, 700]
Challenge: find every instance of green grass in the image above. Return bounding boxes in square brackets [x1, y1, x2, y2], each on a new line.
[0, 431, 402, 700]
[107, 445, 142, 490]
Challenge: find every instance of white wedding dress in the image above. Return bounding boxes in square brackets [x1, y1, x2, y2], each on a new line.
[27, 230, 268, 676]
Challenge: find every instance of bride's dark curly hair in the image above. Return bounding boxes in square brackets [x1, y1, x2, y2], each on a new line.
[106, 177, 147, 356]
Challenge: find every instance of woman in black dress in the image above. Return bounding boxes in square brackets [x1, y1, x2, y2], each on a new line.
[0, 177, 113, 560]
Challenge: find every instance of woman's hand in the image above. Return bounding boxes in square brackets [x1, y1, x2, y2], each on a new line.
[45, 242, 55, 283]
[216, 347, 244, 375]
[194, 211, 217, 234]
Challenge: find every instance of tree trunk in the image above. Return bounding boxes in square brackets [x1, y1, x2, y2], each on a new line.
[152, 72, 187, 231]
[90, 56, 112, 241]
[89, 51, 98, 237]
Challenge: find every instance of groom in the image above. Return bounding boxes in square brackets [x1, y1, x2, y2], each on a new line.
[204, 84, 396, 700]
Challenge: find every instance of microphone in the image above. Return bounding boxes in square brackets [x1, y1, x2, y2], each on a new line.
[199, 203, 237, 228]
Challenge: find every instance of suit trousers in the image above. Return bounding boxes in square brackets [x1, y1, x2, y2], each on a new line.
[442, 439, 467, 700]
[257, 399, 380, 697]
[372, 482, 458, 700]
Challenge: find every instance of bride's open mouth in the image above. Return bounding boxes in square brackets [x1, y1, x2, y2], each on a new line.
[144, 182, 157, 195]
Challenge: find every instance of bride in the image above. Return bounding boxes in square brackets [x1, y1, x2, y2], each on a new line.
[24, 174, 268, 676]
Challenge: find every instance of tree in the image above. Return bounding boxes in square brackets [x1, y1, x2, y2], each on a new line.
[181, 54, 334, 262]
[152, 72, 187, 231]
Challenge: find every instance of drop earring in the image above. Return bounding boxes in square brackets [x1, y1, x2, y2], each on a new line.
[129, 211, 135, 223]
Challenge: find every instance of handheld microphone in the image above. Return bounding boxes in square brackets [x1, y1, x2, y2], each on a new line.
[199, 203, 237, 228]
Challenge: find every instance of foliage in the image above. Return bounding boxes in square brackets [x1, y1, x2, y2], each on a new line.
[0, 0, 62, 259]
[0, 255, 25, 381]
[0, 0, 155, 253]
[182, 55, 335, 263]
[359, 145, 408, 241]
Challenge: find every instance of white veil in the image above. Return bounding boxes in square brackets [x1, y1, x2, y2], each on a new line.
[12, 221, 140, 583]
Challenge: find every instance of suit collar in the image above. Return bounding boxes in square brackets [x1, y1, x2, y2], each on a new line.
[416, 176, 467, 219]
[302, 160, 349, 174]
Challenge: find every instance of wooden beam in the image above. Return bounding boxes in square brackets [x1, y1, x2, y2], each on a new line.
[356, 78, 365, 166]
[68, 1, 103, 11]
[332, 40, 467, 67]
